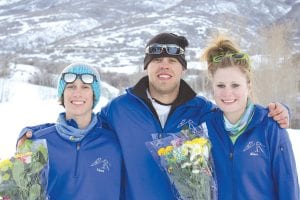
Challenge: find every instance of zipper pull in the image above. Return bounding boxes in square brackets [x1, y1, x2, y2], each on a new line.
[77, 143, 80, 150]
[229, 152, 233, 160]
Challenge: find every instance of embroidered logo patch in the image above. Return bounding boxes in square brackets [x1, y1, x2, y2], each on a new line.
[243, 141, 265, 156]
[90, 157, 110, 173]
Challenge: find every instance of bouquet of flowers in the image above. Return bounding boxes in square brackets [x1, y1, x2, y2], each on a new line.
[146, 121, 217, 200]
[0, 139, 49, 200]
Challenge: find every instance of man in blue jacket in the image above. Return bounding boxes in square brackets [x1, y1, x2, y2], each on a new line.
[19, 33, 290, 199]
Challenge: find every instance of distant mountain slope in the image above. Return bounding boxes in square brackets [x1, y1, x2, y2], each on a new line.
[0, 0, 299, 71]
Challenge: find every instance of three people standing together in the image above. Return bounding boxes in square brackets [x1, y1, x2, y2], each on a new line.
[17, 33, 296, 200]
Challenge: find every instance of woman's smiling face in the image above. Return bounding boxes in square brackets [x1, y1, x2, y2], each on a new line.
[212, 66, 250, 123]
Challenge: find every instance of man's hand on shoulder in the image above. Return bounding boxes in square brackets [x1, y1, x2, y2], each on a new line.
[268, 102, 289, 128]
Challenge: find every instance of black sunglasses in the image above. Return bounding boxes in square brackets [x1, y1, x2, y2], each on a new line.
[145, 43, 185, 55]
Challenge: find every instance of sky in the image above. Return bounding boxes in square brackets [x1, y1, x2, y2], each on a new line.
[0, 74, 299, 185]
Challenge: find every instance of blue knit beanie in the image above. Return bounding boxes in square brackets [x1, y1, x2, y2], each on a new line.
[57, 63, 101, 108]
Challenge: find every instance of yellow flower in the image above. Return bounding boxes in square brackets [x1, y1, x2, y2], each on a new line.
[165, 146, 174, 153]
[0, 159, 13, 171]
[15, 152, 33, 164]
[0, 139, 48, 199]
[157, 148, 165, 156]
[157, 146, 174, 156]
[184, 140, 193, 145]
[192, 137, 208, 146]
[15, 152, 33, 158]
[2, 173, 11, 181]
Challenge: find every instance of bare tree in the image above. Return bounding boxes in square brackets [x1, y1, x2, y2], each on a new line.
[253, 22, 299, 128]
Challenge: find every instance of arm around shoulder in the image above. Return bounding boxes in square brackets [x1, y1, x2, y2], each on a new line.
[16, 123, 55, 148]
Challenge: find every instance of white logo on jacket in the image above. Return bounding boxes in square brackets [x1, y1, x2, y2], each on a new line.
[243, 141, 265, 156]
[90, 157, 110, 173]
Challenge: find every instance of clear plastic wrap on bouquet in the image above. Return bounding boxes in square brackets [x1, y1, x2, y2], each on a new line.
[146, 121, 217, 200]
[0, 139, 49, 200]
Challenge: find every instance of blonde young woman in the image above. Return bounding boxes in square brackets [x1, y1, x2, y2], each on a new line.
[202, 36, 299, 200]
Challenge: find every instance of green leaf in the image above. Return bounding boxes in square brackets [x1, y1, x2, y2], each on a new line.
[12, 159, 26, 188]
[32, 163, 43, 174]
[17, 140, 33, 154]
[29, 183, 41, 200]
[37, 144, 48, 161]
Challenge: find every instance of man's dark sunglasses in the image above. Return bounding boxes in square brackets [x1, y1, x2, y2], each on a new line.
[145, 43, 185, 55]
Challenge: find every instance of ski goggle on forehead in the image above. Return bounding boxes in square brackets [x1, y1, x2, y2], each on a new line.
[62, 72, 97, 84]
[145, 43, 185, 55]
[212, 53, 249, 63]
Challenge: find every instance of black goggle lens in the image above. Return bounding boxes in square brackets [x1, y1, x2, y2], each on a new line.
[146, 44, 184, 55]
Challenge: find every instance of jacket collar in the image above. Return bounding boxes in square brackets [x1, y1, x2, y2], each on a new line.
[132, 76, 196, 107]
[130, 76, 197, 119]
[213, 105, 268, 132]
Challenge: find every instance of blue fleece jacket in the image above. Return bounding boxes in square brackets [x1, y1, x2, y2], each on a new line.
[206, 105, 299, 200]
[100, 77, 214, 199]
[28, 117, 123, 200]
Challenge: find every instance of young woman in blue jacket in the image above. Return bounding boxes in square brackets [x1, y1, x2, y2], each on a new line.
[22, 63, 123, 200]
[202, 35, 299, 200]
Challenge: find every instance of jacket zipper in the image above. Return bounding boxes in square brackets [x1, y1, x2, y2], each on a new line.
[229, 129, 249, 200]
[230, 148, 235, 200]
[74, 142, 80, 177]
